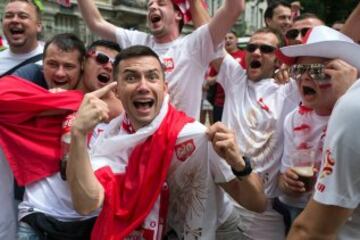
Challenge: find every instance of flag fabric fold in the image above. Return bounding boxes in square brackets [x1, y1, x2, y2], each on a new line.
[0, 76, 83, 186]
[56, 0, 72, 8]
[172, 0, 208, 23]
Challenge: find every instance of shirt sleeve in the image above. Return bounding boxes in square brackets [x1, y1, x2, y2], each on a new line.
[182, 24, 225, 69]
[313, 88, 360, 209]
[280, 110, 298, 173]
[216, 54, 247, 94]
[115, 27, 151, 49]
[208, 144, 236, 183]
[13, 64, 48, 89]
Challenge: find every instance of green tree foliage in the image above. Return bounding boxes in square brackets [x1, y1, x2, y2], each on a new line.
[301, 0, 358, 25]
[265, 0, 358, 25]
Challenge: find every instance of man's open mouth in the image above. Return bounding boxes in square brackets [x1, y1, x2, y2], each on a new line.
[302, 86, 317, 95]
[250, 60, 262, 69]
[134, 99, 155, 109]
[150, 14, 161, 23]
[9, 27, 25, 35]
[97, 73, 111, 84]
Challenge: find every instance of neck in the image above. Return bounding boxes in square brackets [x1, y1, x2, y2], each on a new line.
[153, 31, 180, 44]
[227, 48, 239, 54]
[314, 107, 332, 116]
[10, 42, 38, 55]
[75, 79, 88, 93]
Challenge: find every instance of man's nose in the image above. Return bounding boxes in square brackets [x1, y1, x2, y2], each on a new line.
[103, 61, 113, 71]
[55, 66, 66, 77]
[137, 77, 150, 92]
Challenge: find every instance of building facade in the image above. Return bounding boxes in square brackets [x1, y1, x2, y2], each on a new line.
[0, 0, 148, 45]
[0, 0, 265, 44]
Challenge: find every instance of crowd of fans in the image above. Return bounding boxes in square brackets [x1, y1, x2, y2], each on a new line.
[0, 0, 359, 239]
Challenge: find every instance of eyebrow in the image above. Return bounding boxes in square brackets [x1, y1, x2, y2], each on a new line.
[122, 68, 160, 74]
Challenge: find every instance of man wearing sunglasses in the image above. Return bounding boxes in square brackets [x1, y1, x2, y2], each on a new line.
[285, 13, 324, 46]
[11, 38, 122, 240]
[75, 0, 245, 120]
[276, 25, 360, 240]
[209, 27, 300, 240]
[275, 13, 324, 85]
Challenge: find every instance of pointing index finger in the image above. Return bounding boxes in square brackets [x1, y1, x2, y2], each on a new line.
[92, 82, 118, 99]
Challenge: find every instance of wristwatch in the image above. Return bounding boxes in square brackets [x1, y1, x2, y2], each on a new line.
[231, 156, 253, 177]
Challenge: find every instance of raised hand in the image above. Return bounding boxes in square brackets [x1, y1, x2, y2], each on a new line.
[324, 59, 358, 99]
[72, 82, 118, 135]
[207, 122, 245, 171]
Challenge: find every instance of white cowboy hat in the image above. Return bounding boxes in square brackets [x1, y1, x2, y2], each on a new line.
[276, 25, 360, 71]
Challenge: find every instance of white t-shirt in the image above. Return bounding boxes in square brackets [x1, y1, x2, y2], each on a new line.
[90, 95, 234, 240]
[217, 54, 300, 240]
[0, 149, 16, 240]
[0, 44, 43, 75]
[18, 172, 100, 222]
[218, 54, 300, 197]
[18, 123, 102, 222]
[0, 44, 43, 239]
[313, 80, 360, 240]
[115, 25, 221, 119]
[280, 105, 329, 208]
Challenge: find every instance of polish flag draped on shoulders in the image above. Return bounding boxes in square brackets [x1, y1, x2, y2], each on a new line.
[0, 76, 83, 186]
[89, 95, 218, 239]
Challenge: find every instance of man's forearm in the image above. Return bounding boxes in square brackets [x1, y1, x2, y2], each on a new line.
[76, 0, 116, 41]
[190, 0, 211, 28]
[209, 0, 245, 47]
[342, 2, 360, 43]
[220, 173, 267, 213]
[67, 128, 104, 215]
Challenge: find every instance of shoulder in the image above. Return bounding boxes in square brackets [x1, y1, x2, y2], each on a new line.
[14, 64, 47, 88]
[14, 63, 42, 77]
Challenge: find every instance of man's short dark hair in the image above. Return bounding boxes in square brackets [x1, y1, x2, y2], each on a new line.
[113, 45, 164, 80]
[264, 1, 291, 23]
[86, 40, 122, 53]
[227, 31, 238, 37]
[252, 27, 286, 48]
[43, 33, 85, 64]
[6, 0, 42, 21]
[293, 13, 324, 23]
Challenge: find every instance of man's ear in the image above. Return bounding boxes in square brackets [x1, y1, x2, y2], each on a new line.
[274, 57, 281, 69]
[164, 80, 169, 93]
[37, 22, 43, 34]
[175, 10, 183, 22]
[80, 60, 85, 73]
[265, 18, 271, 27]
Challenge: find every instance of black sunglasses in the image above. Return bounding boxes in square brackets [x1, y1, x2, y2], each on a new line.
[285, 28, 310, 40]
[87, 50, 115, 65]
[246, 43, 276, 54]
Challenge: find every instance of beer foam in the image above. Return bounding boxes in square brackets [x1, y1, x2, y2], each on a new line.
[292, 166, 314, 177]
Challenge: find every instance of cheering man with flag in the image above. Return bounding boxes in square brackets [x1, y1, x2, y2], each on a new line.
[67, 45, 266, 240]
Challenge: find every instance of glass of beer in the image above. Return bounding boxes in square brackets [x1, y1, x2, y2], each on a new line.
[291, 149, 316, 192]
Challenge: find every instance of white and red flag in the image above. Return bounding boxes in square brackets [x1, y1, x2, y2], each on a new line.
[89, 96, 219, 239]
[0, 76, 83, 186]
[56, 0, 72, 7]
[172, 0, 208, 23]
